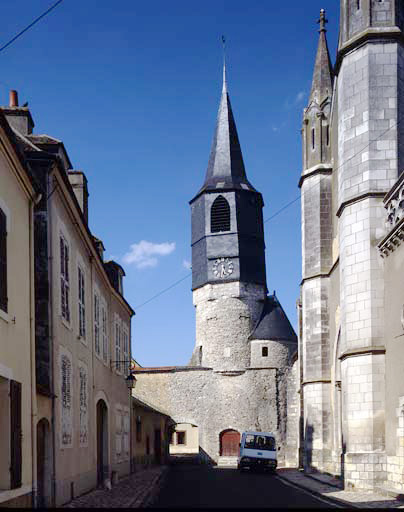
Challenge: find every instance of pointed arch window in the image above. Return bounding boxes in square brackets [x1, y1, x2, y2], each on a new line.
[311, 128, 315, 150]
[211, 195, 231, 233]
[356, 0, 360, 9]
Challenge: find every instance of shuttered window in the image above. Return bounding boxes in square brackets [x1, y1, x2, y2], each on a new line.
[211, 196, 230, 233]
[0, 208, 7, 313]
[60, 236, 70, 322]
[78, 267, 85, 338]
[10, 380, 22, 489]
[102, 303, 108, 363]
[94, 293, 100, 356]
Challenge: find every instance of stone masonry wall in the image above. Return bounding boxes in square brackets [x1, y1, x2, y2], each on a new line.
[193, 282, 265, 371]
[134, 367, 292, 464]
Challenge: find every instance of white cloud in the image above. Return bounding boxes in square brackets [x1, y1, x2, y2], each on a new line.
[122, 240, 176, 269]
[295, 91, 305, 104]
[183, 259, 192, 270]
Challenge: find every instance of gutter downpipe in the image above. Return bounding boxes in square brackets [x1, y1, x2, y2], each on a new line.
[48, 169, 57, 506]
[30, 196, 38, 507]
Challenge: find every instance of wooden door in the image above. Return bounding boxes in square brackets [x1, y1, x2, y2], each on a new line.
[220, 430, 240, 456]
[10, 380, 22, 489]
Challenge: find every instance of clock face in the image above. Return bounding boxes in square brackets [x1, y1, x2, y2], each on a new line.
[212, 258, 234, 278]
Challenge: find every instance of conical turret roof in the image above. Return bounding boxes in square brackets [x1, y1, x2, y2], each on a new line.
[195, 64, 257, 197]
[309, 9, 333, 105]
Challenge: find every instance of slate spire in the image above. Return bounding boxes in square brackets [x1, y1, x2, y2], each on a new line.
[310, 9, 333, 105]
[199, 61, 256, 194]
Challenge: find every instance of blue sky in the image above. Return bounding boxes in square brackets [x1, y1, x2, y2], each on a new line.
[2, 0, 340, 366]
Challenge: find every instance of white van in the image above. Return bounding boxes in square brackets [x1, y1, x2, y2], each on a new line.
[237, 431, 277, 472]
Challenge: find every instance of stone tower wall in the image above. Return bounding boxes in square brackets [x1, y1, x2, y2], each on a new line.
[193, 281, 265, 371]
[336, 38, 404, 488]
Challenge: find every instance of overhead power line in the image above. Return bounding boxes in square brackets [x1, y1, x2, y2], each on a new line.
[136, 112, 404, 311]
[0, 0, 64, 54]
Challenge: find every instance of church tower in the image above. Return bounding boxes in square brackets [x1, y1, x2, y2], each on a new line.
[300, 9, 335, 473]
[336, 0, 404, 490]
[189, 65, 267, 371]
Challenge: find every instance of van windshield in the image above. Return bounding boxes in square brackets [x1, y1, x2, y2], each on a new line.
[244, 434, 275, 451]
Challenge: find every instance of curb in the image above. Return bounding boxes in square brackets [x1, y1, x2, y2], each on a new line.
[133, 466, 169, 508]
[276, 472, 361, 509]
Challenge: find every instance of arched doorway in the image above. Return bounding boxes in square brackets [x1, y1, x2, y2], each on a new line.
[36, 418, 52, 508]
[220, 429, 240, 456]
[96, 399, 108, 487]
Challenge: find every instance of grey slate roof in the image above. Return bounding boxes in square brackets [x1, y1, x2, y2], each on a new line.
[249, 295, 297, 342]
[309, 10, 333, 105]
[195, 64, 257, 197]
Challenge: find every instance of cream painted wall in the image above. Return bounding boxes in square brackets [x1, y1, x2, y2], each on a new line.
[169, 423, 199, 455]
[0, 136, 35, 504]
[46, 181, 132, 506]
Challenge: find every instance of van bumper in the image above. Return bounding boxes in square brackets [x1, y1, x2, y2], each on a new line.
[238, 457, 277, 471]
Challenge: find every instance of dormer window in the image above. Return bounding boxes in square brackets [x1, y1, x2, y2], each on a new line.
[118, 270, 123, 295]
[211, 195, 231, 233]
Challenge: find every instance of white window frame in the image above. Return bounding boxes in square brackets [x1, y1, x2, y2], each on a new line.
[78, 264, 86, 341]
[101, 299, 108, 364]
[60, 233, 70, 325]
[94, 290, 101, 357]
[115, 314, 122, 374]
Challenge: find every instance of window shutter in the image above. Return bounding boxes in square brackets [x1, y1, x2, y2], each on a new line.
[10, 380, 22, 489]
[0, 209, 7, 312]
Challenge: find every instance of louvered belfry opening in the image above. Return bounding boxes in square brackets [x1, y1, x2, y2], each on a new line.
[211, 195, 230, 233]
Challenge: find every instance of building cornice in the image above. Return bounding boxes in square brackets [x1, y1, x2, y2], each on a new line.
[302, 379, 331, 386]
[300, 257, 339, 286]
[336, 27, 403, 74]
[378, 215, 404, 257]
[339, 346, 385, 362]
[299, 164, 333, 188]
[336, 192, 386, 218]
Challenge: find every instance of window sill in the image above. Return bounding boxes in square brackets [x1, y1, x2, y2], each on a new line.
[0, 484, 32, 504]
[60, 316, 72, 331]
[0, 309, 9, 323]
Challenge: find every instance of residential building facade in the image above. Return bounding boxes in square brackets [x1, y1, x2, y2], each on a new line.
[0, 107, 39, 507]
[0, 92, 134, 506]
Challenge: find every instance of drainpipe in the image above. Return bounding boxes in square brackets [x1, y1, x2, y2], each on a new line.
[47, 170, 57, 506]
[30, 195, 39, 507]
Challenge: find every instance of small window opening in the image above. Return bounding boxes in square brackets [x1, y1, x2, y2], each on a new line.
[136, 416, 142, 442]
[211, 195, 230, 233]
[177, 431, 186, 445]
[357, 0, 360, 9]
[262, 346, 268, 357]
[311, 128, 315, 150]
[326, 125, 330, 146]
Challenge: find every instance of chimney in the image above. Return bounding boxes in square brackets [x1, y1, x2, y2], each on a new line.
[9, 90, 18, 107]
[68, 171, 89, 224]
[1, 89, 35, 135]
[92, 237, 105, 261]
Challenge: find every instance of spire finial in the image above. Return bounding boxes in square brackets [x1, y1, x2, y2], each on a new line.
[318, 9, 328, 33]
[221, 35, 227, 92]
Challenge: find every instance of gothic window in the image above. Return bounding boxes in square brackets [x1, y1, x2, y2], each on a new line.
[0, 208, 7, 313]
[94, 292, 100, 356]
[311, 128, 315, 150]
[326, 125, 330, 146]
[262, 346, 268, 357]
[211, 195, 230, 233]
[60, 235, 70, 322]
[79, 364, 88, 446]
[357, 0, 360, 8]
[78, 267, 85, 338]
[102, 302, 108, 363]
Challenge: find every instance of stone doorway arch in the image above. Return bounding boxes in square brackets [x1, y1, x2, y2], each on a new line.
[219, 429, 240, 456]
[36, 418, 53, 508]
[96, 399, 109, 487]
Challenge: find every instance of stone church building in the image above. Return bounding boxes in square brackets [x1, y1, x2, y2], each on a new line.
[299, 0, 404, 491]
[133, 67, 298, 466]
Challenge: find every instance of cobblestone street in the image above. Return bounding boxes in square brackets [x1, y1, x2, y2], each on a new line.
[63, 467, 167, 508]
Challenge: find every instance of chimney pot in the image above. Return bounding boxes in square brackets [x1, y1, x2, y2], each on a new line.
[9, 90, 18, 107]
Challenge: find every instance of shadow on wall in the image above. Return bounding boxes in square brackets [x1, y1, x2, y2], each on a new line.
[304, 423, 314, 471]
[167, 447, 216, 466]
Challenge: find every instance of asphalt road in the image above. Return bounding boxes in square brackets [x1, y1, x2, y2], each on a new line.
[151, 464, 339, 509]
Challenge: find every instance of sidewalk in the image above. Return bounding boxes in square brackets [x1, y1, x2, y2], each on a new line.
[277, 468, 404, 509]
[63, 466, 167, 508]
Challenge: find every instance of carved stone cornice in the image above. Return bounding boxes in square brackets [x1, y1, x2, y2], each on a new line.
[378, 173, 404, 257]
